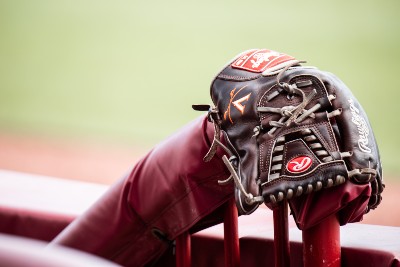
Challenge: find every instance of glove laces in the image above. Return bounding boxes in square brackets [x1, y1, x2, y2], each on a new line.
[256, 60, 340, 136]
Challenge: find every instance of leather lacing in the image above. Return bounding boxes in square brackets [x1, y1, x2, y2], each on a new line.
[255, 61, 342, 137]
[200, 107, 265, 205]
[219, 155, 264, 205]
[200, 123, 263, 204]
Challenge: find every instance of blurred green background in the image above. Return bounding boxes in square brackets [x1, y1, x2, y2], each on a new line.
[0, 1, 399, 175]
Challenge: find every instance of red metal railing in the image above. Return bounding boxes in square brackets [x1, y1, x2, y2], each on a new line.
[273, 201, 290, 267]
[175, 199, 341, 267]
[176, 231, 191, 267]
[223, 198, 240, 267]
[302, 214, 340, 267]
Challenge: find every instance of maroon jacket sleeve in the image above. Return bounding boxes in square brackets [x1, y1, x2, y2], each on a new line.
[49, 115, 232, 266]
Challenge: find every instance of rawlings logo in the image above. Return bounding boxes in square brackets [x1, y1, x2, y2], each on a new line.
[287, 156, 313, 173]
[224, 86, 251, 124]
[250, 50, 280, 68]
[231, 49, 295, 73]
[348, 99, 372, 153]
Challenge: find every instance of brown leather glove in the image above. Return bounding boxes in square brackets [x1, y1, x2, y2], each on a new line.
[194, 49, 384, 215]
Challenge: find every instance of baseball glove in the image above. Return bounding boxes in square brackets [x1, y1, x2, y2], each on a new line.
[193, 49, 384, 215]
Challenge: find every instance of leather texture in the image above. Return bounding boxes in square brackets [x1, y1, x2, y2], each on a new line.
[210, 50, 383, 215]
[50, 116, 232, 267]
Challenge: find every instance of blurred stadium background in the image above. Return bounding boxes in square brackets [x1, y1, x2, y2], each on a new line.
[0, 1, 399, 224]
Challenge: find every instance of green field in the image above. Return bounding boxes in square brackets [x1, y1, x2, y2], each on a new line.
[0, 1, 399, 174]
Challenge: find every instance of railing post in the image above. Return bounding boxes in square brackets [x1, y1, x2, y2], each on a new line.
[273, 200, 290, 267]
[302, 214, 341, 267]
[223, 198, 240, 267]
[176, 231, 191, 267]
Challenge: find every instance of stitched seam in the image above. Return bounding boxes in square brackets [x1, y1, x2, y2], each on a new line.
[259, 143, 265, 171]
[146, 172, 228, 226]
[217, 74, 261, 81]
[325, 120, 340, 151]
[262, 161, 345, 186]
[312, 122, 335, 152]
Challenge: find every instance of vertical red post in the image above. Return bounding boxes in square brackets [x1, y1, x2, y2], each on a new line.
[273, 200, 290, 267]
[176, 231, 191, 267]
[223, 198, 240, 267]
[302, 214, 341, 267]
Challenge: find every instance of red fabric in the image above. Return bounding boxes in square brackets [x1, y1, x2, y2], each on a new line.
[0, 233, 120, 267]
[289, 180, 371, 230]
[0, 206, 74, 242]
[50, 115, 232, 267]
[231, 49, 295, 73]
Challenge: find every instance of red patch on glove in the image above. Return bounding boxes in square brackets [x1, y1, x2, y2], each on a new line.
[287, 156, 313, 173]
[231, 49, 296, 73]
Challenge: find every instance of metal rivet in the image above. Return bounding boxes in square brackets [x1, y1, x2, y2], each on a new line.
[286, 189, 293, 199]
[315, 181, 322, 191]
[270, 194, 277, 204]
[336, 175, 345, 185]
[296, 186, 303, 196]
[277, 192, 284, 202]
[306, 184, 313, 194]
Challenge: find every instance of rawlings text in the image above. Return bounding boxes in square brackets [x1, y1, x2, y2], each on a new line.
[348, 99, 372, 153]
